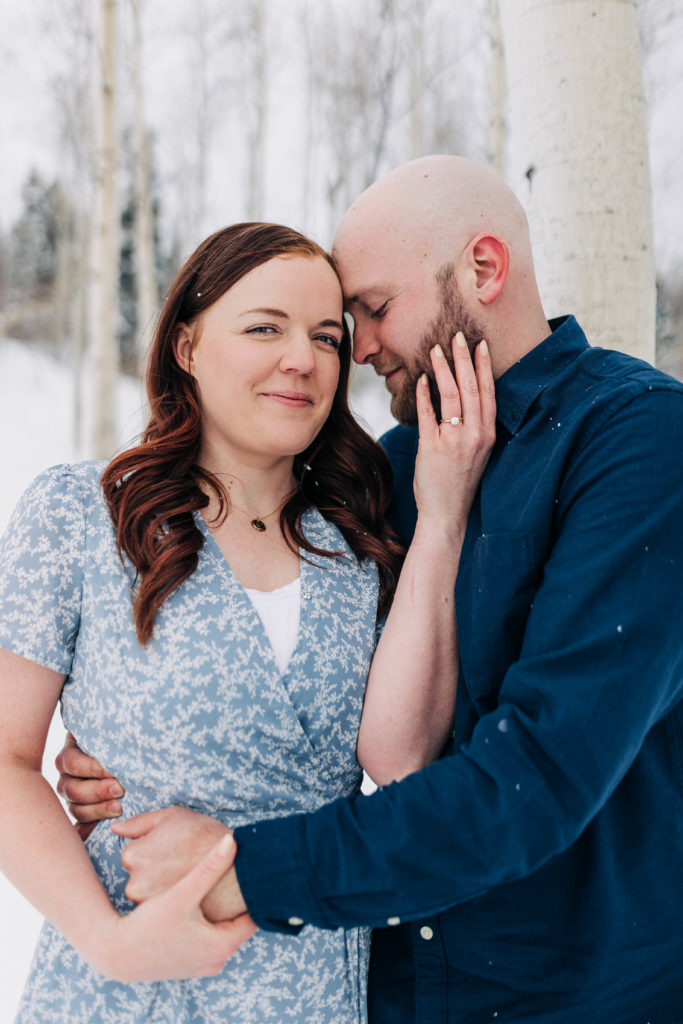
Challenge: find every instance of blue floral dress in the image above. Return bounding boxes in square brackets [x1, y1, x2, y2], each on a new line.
[0, 463, 378, 1024]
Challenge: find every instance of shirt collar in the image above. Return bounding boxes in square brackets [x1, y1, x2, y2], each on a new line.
[494, 315, 590, 435]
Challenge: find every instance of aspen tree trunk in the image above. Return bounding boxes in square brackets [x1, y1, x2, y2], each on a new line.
[301, 1, 318, 234]
[131, 0, 158, 356]
[409, 0, 426, 160]
[499, 0, 655, 361]
[245, 0, 267, 220]
[91, 0, 119, 458]
[190, 0, 210, 240]
[489, 0, 506, 177]
[73, 215, 90, 454]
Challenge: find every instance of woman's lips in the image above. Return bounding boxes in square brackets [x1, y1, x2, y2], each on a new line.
[262, 391, 313, 408]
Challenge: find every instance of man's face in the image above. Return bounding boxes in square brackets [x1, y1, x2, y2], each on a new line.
[388, 263, 486, 425]
[340, 241, 486, 425]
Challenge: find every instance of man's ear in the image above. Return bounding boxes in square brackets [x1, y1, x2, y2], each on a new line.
[466, 233, 509, 305]
[173, 324, 194, 375]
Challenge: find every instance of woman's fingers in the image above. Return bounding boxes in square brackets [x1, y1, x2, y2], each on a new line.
[95, 837, 256, 982]
[430, 340, 462, 425]
[173, 833, 238, 908]
[450, 332, 484, 428]
[415, 372, 439, 441]
[424, 331, 493, 435]
[474, 339, 497, 435]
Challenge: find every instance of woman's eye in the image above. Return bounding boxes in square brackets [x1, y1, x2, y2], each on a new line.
[371, 301, 389, 319]
[315, 333, 342, 351]
[246, 325, 277, 336]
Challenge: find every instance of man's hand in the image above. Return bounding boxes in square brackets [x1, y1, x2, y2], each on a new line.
[112, 806, 248, 922]
[55, 732, 124, 839]
[56, 734, 249, 921]
[92, 834, 257, 982]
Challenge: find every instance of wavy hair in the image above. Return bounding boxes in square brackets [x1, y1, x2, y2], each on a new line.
[101, 222, 404, 644]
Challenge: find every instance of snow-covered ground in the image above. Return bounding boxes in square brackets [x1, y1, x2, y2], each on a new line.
[0, 336, 393, 1021]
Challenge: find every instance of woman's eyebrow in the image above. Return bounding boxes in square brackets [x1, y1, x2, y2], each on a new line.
[240, 307, 289, 318]
[240, 309, 343, 331]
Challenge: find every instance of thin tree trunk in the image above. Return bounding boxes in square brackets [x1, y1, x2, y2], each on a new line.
[409, 0, 426, 160]
[73, 211, 90, 454]
[91, 0, 119, 458]
[245, 0, 267, 220]
[489, 0, 506, 177]
[499, 0, 655, 361]
[131, 0, 158, 358]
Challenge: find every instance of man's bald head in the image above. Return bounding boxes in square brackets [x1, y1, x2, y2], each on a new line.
[334, 155, 549, 389]
[333, 154, 532, 276]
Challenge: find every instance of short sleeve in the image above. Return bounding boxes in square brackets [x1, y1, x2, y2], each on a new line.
[0, 465, 85, 674]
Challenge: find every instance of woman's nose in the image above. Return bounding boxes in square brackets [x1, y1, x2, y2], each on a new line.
[279, 331, 316, 374]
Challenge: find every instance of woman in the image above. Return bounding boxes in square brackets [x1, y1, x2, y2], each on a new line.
[0, 222, 494, 1023]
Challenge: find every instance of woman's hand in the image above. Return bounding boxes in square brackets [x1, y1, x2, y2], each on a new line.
[91, 833, 257, 982]
[357, 333, 495, 784]
[413, 333, 496, 539]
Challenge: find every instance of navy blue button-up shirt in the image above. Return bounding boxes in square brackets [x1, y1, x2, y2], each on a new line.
[235, 317, 683, 1022]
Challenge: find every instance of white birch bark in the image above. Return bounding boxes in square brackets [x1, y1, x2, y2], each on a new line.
[499, 0, 655, 361]
[244, 0, 268, 221]
[409, 0, 426, 160]
[131, 0, 158, 356]
[488, 0, 506, 178]
[90, 0, 119, 458]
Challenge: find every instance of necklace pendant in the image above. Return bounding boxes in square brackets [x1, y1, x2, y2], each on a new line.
[251, 518, 267, 532]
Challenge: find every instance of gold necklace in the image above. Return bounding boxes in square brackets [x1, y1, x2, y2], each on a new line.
[228, 494, 289, 532]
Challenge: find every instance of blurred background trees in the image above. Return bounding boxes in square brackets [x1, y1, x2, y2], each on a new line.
[0, 0, 681, 459]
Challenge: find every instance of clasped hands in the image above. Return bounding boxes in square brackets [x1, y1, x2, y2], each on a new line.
[56, 734, 254, 980]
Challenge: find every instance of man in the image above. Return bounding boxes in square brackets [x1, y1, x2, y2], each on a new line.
[59, 156, 683, 1021]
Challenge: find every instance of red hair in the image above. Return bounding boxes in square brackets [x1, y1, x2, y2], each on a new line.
[101, 222, 404, 644]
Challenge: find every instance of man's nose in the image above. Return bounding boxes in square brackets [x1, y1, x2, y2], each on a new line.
[350, 319, 381, 365]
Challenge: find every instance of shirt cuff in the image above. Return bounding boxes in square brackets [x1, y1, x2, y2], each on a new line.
[233, 813, 333, 934]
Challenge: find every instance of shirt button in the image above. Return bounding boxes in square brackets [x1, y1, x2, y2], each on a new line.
[386, 916, 401, 926]
[419, 925, 434, 941]
[288, 916, 304, 927]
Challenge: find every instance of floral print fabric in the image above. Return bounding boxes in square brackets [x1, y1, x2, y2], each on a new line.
[0, 463, 377, 1023]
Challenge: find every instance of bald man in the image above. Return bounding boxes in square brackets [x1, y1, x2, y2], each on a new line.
[59, 156, 683, 1022]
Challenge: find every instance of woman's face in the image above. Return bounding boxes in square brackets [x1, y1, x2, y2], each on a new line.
[177, 254, 344, 469]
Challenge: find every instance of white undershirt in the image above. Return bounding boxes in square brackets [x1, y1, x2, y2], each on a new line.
[243, 577, 301, 675]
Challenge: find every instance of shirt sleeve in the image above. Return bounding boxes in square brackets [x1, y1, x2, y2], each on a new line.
[234, 389, 683, 931]
[0, 465, 85, 675]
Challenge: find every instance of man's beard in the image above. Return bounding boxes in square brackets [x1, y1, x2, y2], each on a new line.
[389, 263, 487, 427]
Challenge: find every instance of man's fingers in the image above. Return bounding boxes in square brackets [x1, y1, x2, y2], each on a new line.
[68, 798, 122, 824]
[75, 822, 98, 841]
[55, 733, 113, 781]
[110, 807, 174, 839]
[173, 834, 238, 908]
[213, 912, 259, 947]
[57, 773, 123, 804]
